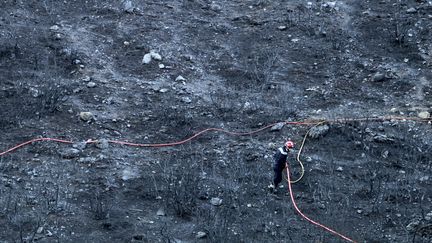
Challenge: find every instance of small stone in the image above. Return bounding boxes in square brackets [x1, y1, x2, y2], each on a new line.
[308, 124, 330, 138]
[82, 76, 91, 82]
[406, 7, 417, 14]
[158, 63, 165, 69]
[49, 25, 60, 31]
[270, 122, 285, 131]
[247, 203, 252, 208]
[79, 112, 94, 122]
[60, 148, 80, 159]
[210, 2, 222, 12]
[156, 208, 166, 216]
[406, 220, 420, 232]
[425, 211, 432, 221]
[418, 111, 430, 119]
[123, 41, 130, 46]
[372, 72, 385, 82]
[210, 197, 222, 206]
[123, 0, 134, 13]
[336, 166, 343, 172]
[37, 227, 44, 234]
[196, 231, 207, 239]
[87, 82, 97, 88]
[159, 88, 168, 93]
[142, 53, 152, 64]
[357, 210, 363, 214]
[419, 176, 429, 182]
[150, 51, 162, 61]
[181, 97, 192, 103]
[277, 25, 287, 31]
[291, 38, 300, 43]
[175, 75, 186, 82]
[95, 139, 109, 149]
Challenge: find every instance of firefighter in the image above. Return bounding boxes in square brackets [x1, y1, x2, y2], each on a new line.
[269, 140, 294, 193]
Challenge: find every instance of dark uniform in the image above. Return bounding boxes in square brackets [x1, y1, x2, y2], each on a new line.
[273, 146, 289, 188]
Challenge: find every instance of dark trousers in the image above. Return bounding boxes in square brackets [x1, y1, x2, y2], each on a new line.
[273, 166, 284, 187]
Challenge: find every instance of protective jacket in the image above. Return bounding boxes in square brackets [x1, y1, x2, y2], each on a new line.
[273, 147, 289, 187]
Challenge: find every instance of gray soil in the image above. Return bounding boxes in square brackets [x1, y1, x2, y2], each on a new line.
[1, 0, 432, 242]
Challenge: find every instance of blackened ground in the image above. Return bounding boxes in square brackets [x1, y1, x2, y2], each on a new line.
[0, 0, 431, 242]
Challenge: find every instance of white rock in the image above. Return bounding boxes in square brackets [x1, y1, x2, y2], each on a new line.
[175, 75, 186, 82]
[196, 231, 207, 239]
[142, 53, 152, 64]
[406, 7, 417, 14]
[150, 51, 162, 60]
[336, 166, 343, 172]
[122, 167, 140, 181]
[418, 111, 430, 119]
[87, 82, 97, 88]
[49, 25, 60, 31]
[158, 63, 165, 69]
[79, 112, 94, 122]
[277, 25, 287, 31]
[156, 208, 166, 216]
[123, 0, 134, 13]
[210, 197, 222, 206]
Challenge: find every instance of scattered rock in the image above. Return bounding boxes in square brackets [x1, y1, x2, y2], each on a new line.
[95, 139, 109, 149]
[406, 7, 417, 14]
[196, 231, 207, 239]
[49, 25, 60, 31]
[80, 112, 94, 122]
[271, 122, 285, 131]
[142, 53, 152, 64]
[373, 134, 395, 143]
[158, 63, 165, 69]
[277, 25, 287, 31]
[86, 82, 97, 88]
[418, 111, 430, 119]
[336, 166, 343, 172]
[425, 211, 432, 221]
[150, 51, 162, 61]
[175, 75, 186, 82]
[210, 2, 222, 12]
[210, 197, 222, 206]
[60, 148, 80, 159]
[372, 72, 385, 82]
[82, 76, 91, 82]
[122, 0, 134, 13]
[181, 97, 192, 103]
[37, 226, 44, 234]
[156, 208, 166, 216]
[406, 219, 421, 232]
[308, 124, 330, 138]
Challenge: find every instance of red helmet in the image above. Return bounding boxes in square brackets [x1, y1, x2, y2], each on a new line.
[285, 140, 294, 149]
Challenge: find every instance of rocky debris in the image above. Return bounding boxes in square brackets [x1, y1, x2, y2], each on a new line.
[175, 75, 186, 82]
[142, 51, 162, 64]
[308, 124, 330, 138]
[210, 2, 222, 12]
[373, 134, 395, 143]
[406, 219, 421, 232]
[122, 0, 134, 13]
[181, 97, 192, 103]
[196, 231, 207, 239]
[82, 76, 91, 82]
[210, 197, 222, 206]
[86, 81, 97, 88]
[425, 211, 432, 221]
[95, 139, 109, 149]
[158, 63, 165, 69]
[418, 111, 430, 119]
[79, 112, 94, 122]
[156, 208, 166, 216]
[336, 166, 343, 172]
[372, 72, 386, 82]
[406, 7, 417, 14]
[277, 25, 287, 31]
[60, 148, 80, 159]
[142, 53, 152, 64]
[271, 122, 285, 131]
[49, 25, 60, 31]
